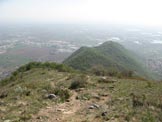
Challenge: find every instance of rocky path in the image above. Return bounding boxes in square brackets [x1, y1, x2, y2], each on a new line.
[32, 91, 83, 122]
[31, 75, 110, 122]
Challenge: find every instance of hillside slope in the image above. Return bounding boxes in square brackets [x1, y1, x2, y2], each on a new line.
[63, 41, 148, 77]
[0, 62, 162, 122]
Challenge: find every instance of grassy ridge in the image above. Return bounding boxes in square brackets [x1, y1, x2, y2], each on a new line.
[0, 62, 73, 86]
[0, 62, 162, 121]
[63, 41, 149, 78]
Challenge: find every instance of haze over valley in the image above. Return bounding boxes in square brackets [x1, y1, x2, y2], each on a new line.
[0, 24, 162, 79]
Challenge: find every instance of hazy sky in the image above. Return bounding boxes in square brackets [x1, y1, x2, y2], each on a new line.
[0, 0, 162, 26]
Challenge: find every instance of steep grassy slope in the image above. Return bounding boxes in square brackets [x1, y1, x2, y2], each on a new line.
[0, 62, 162, 122]
[64, 41, 148, 78]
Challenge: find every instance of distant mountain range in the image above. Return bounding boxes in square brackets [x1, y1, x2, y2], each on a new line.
[63, 41, 149, 78]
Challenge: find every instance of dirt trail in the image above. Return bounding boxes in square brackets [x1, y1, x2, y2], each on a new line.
[32, 91, 83, 122]
[31, 76, 110, 122]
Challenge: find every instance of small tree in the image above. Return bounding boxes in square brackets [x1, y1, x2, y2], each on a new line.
[90, 65, 106, 76]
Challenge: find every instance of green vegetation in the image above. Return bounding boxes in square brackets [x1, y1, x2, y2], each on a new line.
[69, 75, 88, 89]
[53, 87, 71, 102]
[103, 79, 162, 122]
[0, 62, 73, 86]
[63, 41, 149, 79]
[0, 62, 73, 121]
[15, 62, 73, 73]
[0, 62, 162, 122]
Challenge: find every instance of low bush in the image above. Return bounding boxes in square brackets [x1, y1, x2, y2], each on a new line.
[90, 65, 107, 76]
[69, 75, 87, 89]
[53, 87, 71, 102]
[16, 62, 73, 73]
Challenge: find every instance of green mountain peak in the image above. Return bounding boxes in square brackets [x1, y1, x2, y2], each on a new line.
[63, 41, 148, 78]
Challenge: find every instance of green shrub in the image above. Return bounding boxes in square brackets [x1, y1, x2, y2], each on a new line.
[53, 88, 71, 102]
[0, 79, 10, 86]
[20, 114, 32, 121]
[76, 93, 92, 100]
[16, 62, 73, 73]
[90, 65, 107, 76]
[107, 70, 119, 77]
[142, 111, 156, 122]
[14, 86, 31, 96]
[69, 76, 87, 89]
[121, 70, 134, 78]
